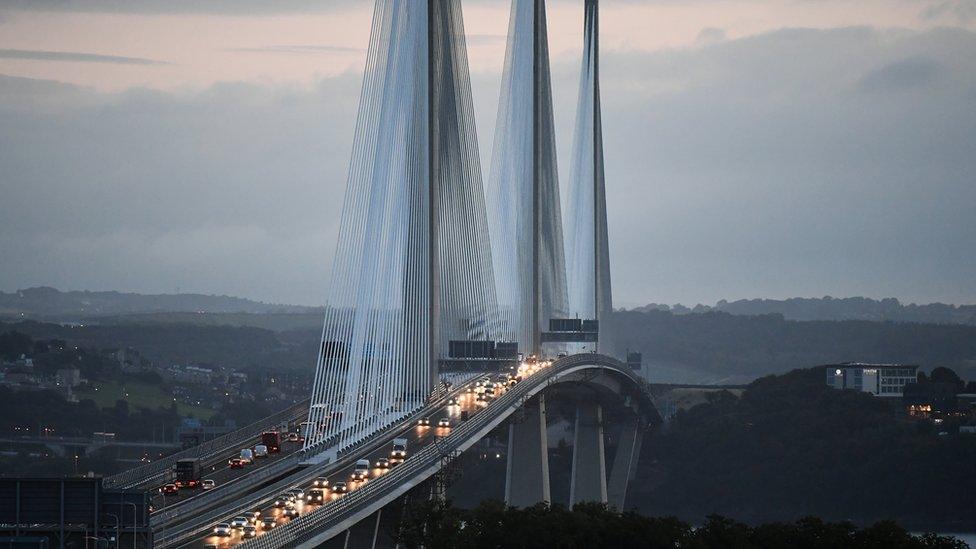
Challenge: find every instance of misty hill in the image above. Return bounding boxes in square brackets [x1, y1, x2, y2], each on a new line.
[609, 309, 976, 381]
[0, 286, 320, 319]
[632, 366, 976, 530]
[634, 296, 976, 326]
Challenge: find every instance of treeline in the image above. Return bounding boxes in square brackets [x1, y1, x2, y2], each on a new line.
[0, 286, 316, 317]
[634, 296, 976, 326]
[0, 320, 319, 374]
[0, 386, 181, 442]
[609, 309, 976, 379]
[393, 500, 966, 549]
[631, 366, 976, 531]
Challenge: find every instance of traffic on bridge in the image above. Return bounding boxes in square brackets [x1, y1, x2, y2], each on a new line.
[175, 363, 549, 548]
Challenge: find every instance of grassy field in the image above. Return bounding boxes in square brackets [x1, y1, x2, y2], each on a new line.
[76, 379, 216, 420]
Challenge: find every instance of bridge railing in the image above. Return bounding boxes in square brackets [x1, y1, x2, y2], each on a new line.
[236, 354, 647, 549]
[103, 399, 309, 490]
[153, 376, 486, 549]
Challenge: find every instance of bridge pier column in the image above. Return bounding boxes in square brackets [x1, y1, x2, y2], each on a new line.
[505, 394, 550, 506]
[607, 416, 643, 510]
[570, 402, 607, 506]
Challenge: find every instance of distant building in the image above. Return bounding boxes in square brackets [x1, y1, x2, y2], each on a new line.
[903, 381, 959, 415]
[825, 362, 918, 397]
[55, 368, 82, 388]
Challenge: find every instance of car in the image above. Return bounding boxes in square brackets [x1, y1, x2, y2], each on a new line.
[448, 397, 459, 405]
[254, 444, 269, 458]
[287, 432, 300, 442]
[201, 479, 216, 491]
[262, 516, 276, 529]
[417, 417, 430, 427]
[205, 544, 218, 549]
[466, 386, 475, 393]
[288, 488, 305, 501]
[351, 459, 370, 481]
[332, 481, 348, 494]
[476, 393, 486, 402]
[162, 483, 178, 495]
[229, 458, 245, 469]
[376, 458, 390, 469]
[240, 448, 254, 463]
[390, 438, 408, 461]
[307, 488, 327, 503]
[242, 525, 257, 538]
[283, 505, 299, 518]
[460, 410, 470, 422]
[312, 476, 329, 489]
[273, 495, 290, 508]
[437, 418, 451, 428]
[230, 516, 249, 529]
[247, 510, 262, 523]
[213, 523, 232, 537]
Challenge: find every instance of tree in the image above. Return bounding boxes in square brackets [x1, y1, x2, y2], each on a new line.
[929, 367, 964, 390]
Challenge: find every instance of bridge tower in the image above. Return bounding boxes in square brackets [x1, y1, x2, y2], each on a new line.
[486, 0, 569, 357]
[305, 0, 497, 456]
[565, 0, 613, 351]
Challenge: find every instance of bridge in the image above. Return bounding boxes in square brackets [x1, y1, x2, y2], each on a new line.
[76, 1, 663, 548]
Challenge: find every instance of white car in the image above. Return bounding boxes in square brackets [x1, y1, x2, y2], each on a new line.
[350, 459, 370, 481]
[229, 516, 249, 529]
[201, 479, 216, 490]
[437, 418, 451, 428]
[240, 448, 254, 463]
[213, 523, 232, 537]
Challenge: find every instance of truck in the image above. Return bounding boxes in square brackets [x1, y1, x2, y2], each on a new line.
[261, 431, 281, 453]
[390, 438, 408, 462]
[175, 458, 201, 489]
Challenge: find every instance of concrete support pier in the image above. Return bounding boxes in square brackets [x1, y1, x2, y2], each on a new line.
[505, 394, 550, 506]
[570, 402, 607, 505]
[607, 416, 643, 510]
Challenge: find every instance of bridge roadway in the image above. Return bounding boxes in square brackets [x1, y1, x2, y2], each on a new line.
[187, 353, 650, 549]
[104, 400, 310, 491]
[152, 374, 485, 549]
[151, 433, 307, 511]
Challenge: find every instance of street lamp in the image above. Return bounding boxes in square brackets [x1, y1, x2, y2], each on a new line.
[103, 512, 120, 548]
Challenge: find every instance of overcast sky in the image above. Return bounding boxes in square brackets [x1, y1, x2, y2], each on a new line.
[1, 0, 974, 308]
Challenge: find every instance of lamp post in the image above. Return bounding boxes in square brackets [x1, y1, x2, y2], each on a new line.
[103, 513, 120, 549]
[123, 501, 137, 549]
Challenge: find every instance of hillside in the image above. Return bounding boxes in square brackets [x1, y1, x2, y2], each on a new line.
[634, 296, 976, 326]
[609, 309, 976, 381]
[631, 366, 976, 531]
[0, 286, 319, 319]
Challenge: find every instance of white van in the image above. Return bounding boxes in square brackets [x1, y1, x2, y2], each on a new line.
[350, 459, 370, 481]
[254, 444, 268, 458]
[240, 448, 254, 463]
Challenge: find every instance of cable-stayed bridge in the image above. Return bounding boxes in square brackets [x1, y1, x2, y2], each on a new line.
[101, 1, 661, 547]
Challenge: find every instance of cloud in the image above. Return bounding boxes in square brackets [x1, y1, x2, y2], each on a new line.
[226, 45, 364, 55]
[1, 26, 975, 307]
[0, 48, 168, 65]
[0, 0, 360, 15]
[920, 1, 976, 24]
[695, 27, 727, 46]
[858, 56, 943, 92]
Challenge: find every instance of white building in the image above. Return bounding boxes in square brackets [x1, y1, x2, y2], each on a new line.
[825, 362, 918, 397]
